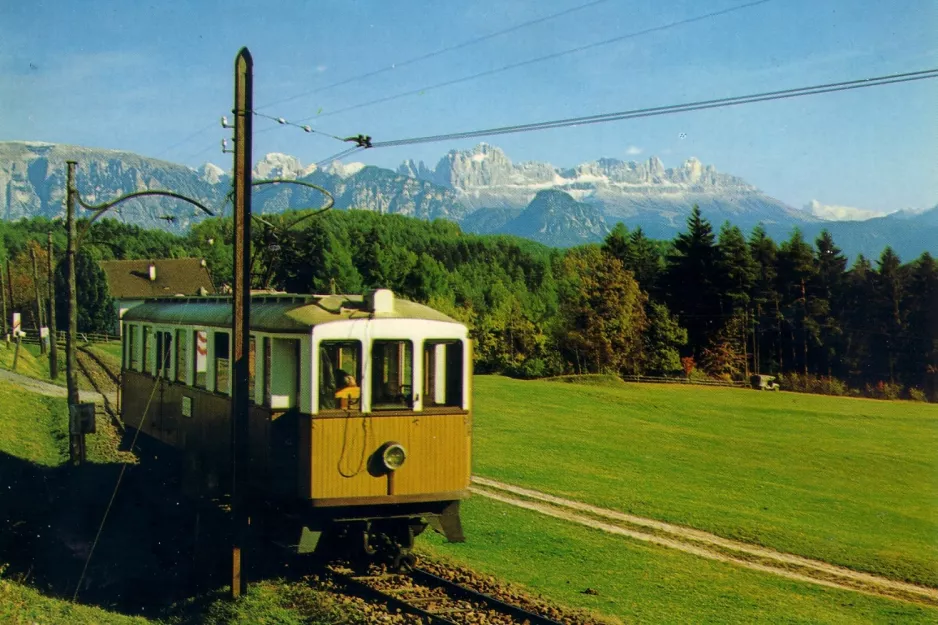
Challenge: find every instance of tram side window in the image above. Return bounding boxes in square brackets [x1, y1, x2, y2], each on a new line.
[423, 341, 464, 408]
[176, 329, 188, 384]
[319, 341, 361, 411]
[248, 336, 256, 404]
[215, 331, 230, 394]
[193, 330, 208, 389]
[371, 340, 413, 410]
[270, 338, 299, 410]
[127, 324, 139, 370]
[155, 331, 173, 378]
[143, 326, 153, 375]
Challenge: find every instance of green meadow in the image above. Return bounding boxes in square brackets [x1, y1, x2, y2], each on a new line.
[420, 496, 938, 624]
[470, 375, 938, 587]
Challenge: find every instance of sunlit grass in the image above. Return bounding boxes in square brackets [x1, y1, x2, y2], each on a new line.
[471, 375, 938, 587]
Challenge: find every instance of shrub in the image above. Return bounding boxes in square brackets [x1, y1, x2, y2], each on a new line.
[908, 387, 928, 402]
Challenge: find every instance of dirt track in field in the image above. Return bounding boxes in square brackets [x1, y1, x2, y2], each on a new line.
[470, 476, 938, 607]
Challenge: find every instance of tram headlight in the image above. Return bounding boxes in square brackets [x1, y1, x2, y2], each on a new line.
[381, 442, 407, 471]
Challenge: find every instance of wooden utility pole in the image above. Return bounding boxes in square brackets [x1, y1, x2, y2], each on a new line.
[6, 263, 14, 327]
[30, 246, 46, 355]
[230, 46, 253, 600]
[66, 162, 84, 465]
[47, 232, 58, 379]
[0, 261, 8, 340]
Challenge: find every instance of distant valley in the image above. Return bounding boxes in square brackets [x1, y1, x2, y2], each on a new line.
[1, 140, 935, 261]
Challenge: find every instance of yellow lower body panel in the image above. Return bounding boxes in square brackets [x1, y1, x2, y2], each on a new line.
[307, 412, 471, 502]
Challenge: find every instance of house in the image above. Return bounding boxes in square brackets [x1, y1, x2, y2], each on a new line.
[98, 258, 215, 334]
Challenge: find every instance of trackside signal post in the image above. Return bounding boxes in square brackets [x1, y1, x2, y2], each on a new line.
[230, 46, 253, 600]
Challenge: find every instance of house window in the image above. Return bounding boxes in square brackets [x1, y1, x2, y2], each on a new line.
[319, 341, 361, 411]
[176, 329, 188, 384]
[215, 331, 230, 394]
[371, 340, 413, 410]
[423, 341, 464, 408]
[193, 330, 208, 389]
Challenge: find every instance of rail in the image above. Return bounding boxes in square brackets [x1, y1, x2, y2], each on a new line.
[329, 564, 566, 625]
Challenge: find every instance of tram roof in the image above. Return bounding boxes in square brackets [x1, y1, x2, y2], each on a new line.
[121, 293, 460, 332]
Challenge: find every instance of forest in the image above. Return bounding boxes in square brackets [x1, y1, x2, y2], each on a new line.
[0, 206, 934, 401]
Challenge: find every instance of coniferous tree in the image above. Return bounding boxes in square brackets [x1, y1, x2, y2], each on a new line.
[749, 225, 779, 374]
[903, 253, 938, 398]
[813, 231, 848, 376]
[716, 223, 756, 375]
[665, 206, 719, 358]
[873, 247, 906, 384]
[777, 230, 820, 375]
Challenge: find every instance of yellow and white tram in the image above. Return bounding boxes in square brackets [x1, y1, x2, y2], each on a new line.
[119, 289, 470, 563]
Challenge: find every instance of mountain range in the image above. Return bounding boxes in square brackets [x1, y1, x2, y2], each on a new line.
[1, 140, 934, 262]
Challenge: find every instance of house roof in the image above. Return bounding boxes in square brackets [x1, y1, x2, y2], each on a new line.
[98, 258, 215, 299]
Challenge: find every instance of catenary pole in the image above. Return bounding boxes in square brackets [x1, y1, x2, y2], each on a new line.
[230, 46, 253, 600]
[48, 232, 59, 379]
[66, 162, 84, 464]
[0, 261, 8, 339]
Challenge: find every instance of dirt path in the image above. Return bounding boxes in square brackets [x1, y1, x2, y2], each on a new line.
[0, 366, 112, 405]
[470, 476, 938, 607]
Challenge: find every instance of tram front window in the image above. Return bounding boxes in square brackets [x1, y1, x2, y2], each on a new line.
[371, 340, 413, 410]
[319, 341, 361, 411]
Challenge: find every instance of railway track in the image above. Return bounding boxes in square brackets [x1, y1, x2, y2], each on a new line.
[75, 345, 123, 433]
[327, 564, 568, 625]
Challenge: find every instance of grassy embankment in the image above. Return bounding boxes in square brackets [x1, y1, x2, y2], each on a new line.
[417, 374, 938, 623]
[0, 376, 362, 624]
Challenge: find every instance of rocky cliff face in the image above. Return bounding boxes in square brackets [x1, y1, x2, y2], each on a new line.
[4, 141, 933, 259]
[0, 142, 468, 232]
[0, 141, 223, 231]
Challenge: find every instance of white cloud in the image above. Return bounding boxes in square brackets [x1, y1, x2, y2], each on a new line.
[316, 65, 327, 73]
[804, 200, 894, 222]
[625, 145, 643, 156]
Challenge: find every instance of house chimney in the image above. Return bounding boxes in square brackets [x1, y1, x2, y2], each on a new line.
[148, 263, 156, 281]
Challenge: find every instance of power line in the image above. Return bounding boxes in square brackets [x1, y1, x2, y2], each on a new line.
[298, 0, 774, 123]
[368, 68, 938, 148]
[255, 0, 613, 111]
[251, 111, 348, 142]
[152, 121, 217, 159]
[315, 146, 366, 168]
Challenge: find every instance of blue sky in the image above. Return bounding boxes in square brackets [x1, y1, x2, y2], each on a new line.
[1, 0, 936, 213]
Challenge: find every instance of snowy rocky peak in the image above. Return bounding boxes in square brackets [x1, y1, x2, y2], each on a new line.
[803, 200, 892, 222]
[252, 152, 317, 180]
[397, 143, 755, 197]
[434, 142, 520, 188]
[322, 160, 366, 178]
[197, 162, 227, 184]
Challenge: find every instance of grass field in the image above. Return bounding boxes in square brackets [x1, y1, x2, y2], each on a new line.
[0, 340, 63, 385]
[0, 374, 366, 624]
[419, 496, 938, 624]
[470, 375, 938, 588]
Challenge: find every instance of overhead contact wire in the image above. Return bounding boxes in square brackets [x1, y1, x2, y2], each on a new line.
[302, 0, 774, 122]
[369, 68, 938, 148]
[256, 0, 614, 111]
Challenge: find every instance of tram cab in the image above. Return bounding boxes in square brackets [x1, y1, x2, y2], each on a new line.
[120, 289, 471, 556]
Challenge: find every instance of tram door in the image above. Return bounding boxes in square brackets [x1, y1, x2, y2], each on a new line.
[155, 330, 177, 446]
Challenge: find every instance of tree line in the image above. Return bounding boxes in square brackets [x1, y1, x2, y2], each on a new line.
[1, 208, 934, 400]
